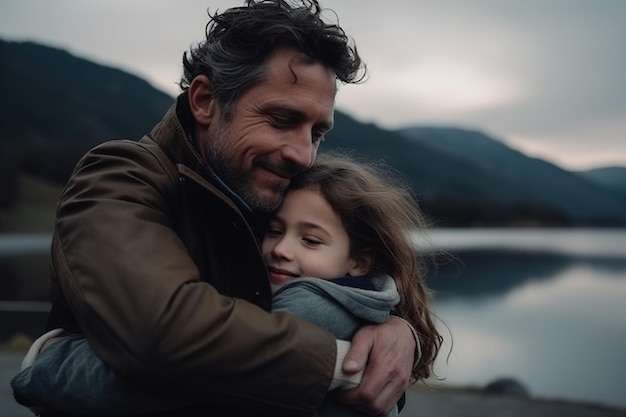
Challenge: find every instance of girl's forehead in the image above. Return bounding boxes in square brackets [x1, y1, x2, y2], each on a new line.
[280, 186, 326, 212]
[277, 187, 335, 220]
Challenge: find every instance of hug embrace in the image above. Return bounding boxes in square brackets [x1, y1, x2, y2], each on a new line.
[12, 1, 442, 416]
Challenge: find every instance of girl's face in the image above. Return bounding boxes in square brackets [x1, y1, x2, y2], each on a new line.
[262, 187, 368, 293]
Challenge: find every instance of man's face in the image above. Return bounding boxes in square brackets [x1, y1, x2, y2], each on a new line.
[199, 47, 337, 213]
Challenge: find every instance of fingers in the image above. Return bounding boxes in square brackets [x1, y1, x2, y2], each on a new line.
[342, 325, 374, 375]
[335, 319, 415, 416]
[337, 366, 406, 416]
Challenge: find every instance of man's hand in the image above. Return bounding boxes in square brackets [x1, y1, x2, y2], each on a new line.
[335, 316, 415, 416]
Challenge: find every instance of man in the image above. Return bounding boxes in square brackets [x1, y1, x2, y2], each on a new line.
[14, 1, 417, 416]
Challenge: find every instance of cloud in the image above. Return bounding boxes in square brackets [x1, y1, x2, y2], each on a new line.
[1, 0, 625, 169]
[338, 56, 526, 126]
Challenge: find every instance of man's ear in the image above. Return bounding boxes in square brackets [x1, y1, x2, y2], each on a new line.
[188, 75, 219, 125]
[349, 252, 374, 277]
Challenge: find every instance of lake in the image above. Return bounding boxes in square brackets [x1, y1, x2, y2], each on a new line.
[417, 228, 626, 411]
[1, 229, 625, 410]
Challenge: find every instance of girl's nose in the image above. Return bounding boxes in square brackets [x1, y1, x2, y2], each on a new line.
[271, 238, 293, 260]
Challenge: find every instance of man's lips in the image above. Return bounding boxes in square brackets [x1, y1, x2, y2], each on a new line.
[259, 159, 301, 181]
[258, 167, 291, 190]
[267, 266, 298, 282]
[266, 167, 291, 180]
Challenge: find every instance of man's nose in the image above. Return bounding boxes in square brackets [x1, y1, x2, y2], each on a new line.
[283, 129, 316, 170]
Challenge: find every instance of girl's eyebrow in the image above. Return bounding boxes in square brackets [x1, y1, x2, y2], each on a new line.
[297, 221, 332, 239]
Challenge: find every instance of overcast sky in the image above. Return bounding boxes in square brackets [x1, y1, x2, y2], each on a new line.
[2, 0, 624, 170]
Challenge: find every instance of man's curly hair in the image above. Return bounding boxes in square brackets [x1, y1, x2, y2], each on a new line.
[179, 0, 365, 118]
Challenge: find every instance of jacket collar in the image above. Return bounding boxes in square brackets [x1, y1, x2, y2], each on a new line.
[148, 94, 253, 214]
[148, 93, 206, 174]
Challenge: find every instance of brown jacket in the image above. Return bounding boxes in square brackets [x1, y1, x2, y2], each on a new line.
[46, 97, 336, 416]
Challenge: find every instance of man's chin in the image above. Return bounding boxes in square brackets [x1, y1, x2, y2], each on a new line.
[242, 190, 284, 213]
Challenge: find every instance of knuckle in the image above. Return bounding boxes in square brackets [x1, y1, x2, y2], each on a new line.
[361, 390, 390, 416]
[371, 403, 389, 417]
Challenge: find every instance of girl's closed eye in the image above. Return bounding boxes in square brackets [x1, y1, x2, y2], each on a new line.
[265, 226, 283, 238]
[302, 236, 323, 247]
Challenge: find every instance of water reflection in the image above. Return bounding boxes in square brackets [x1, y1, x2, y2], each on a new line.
[0, 234, 51, 257]
[424, 228, 626, 258]
[1, 236, 52, 340]
[428, 250, 626, 410]
[426, 250, 626, 300]
[2, 231, 626, 409]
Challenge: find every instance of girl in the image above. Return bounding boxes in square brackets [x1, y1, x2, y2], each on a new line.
[266, 153, 442, 382]
[12, 153, 442, 416]
[261, 152, 443, 416]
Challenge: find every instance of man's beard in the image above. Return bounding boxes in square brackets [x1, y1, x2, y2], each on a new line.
[202, 124, 291, 213]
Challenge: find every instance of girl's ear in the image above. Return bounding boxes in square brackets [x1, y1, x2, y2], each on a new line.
[188, 75, 219, 125]
[349, 252, 374, 277]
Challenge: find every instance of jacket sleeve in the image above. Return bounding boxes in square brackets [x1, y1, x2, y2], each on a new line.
[51, 140, 336, 416]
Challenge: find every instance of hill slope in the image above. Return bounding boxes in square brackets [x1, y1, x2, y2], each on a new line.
[0, 40, 173, 145]
[399, 127, 626, 225]
[2, 38, 626, 227]
[0, 39, 174, 184]
[577, 166, 626, 199]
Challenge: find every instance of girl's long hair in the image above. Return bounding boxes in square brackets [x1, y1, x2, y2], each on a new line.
[288, 152, 442, 381]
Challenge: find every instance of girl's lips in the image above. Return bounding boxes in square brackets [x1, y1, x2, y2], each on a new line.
[267, 267, 298, 283]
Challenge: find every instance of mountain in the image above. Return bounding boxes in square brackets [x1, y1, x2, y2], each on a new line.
[0, 39, 174, 184]
[2, 38, 626, 227]
[399, 127, 626, 225]
[576, 167, 626, 199]
[322, 114, 573, 226]
[0, 40, 173, 145]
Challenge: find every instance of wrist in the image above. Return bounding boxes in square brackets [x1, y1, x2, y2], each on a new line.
[391, 316, 421, 371]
